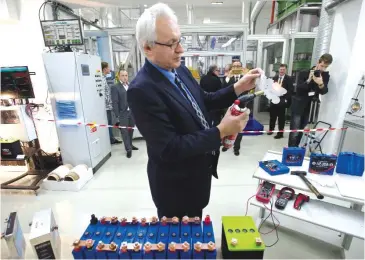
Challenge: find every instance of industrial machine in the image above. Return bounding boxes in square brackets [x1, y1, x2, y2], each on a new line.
[42, 52, 111, 171]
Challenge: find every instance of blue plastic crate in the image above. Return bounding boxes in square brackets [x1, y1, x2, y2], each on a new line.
[337, 152, 364, 176]
[259, 160, 290, 176]
[282, 147, 305, 166]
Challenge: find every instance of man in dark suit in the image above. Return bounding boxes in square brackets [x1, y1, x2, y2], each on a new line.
[288, 54, 332, 146]
[111, 69, 138, 158]
[268, 64, 293, 139]
[128, 3, 260, 219]
[200, 64, 223, 126]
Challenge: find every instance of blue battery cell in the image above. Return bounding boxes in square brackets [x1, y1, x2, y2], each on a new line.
[158, 223, 170, 244]
[124, 223, 139, 243]
[180, 222, 192, 243]
[71, 248, 83, 259]
[169, 222, 181, 243]
[107, 247, 119, 260]
[193, 248, 205, 259]
[180, 242, 192, 259]
[154, 248, 167, 259]
[145, 222, 159, 244]
[130, 249, 143, 259]
[119, 249, 130, 259]
[95, 247, 107, 259]
[167, 246, 179, 259]
[282, 147, 305, 166]
[191, 222, 203, 244]
[135, 223, 149, 243]
[83, 247, 95, 259]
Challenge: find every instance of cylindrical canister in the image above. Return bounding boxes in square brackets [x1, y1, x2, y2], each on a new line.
[47, 164, 73, 181]
[222, 100, 247, 149]
[64, 164, 88, 181]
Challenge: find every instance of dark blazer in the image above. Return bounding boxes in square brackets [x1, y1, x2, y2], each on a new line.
[271, 74, 294, 107]
[127, 60, 237, 212]
[222, 74, 242, 88]
[291, 70, 329, 115]
[111, 82, 129, 122]
[200, 72, 224, 125]
[200, 72, 222, 93]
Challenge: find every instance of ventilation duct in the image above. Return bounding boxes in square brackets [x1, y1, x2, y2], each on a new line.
[312, 0, 351, 64]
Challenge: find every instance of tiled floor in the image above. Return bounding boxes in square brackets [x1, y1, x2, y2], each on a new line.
[1, 133, 364, 259]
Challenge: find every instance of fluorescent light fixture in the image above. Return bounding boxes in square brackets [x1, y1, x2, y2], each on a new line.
[144, 4, 148, 7]
[211, 1, 223, 5]
[222, 37, 237, 48]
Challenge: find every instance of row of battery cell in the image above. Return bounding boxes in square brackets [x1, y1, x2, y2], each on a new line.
[72, 218, 216, 259]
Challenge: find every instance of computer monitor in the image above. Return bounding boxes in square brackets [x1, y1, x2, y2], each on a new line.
[0, 66, 35, 99]
[40, 19, 83, 47]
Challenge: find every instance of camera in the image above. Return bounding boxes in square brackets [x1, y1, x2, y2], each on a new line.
[313, 70, 321, 77]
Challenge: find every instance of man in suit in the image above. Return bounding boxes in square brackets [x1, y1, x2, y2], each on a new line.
[268, 64, 293, 139]
[111, 69, 138, 158]
[288, 54, 332, 146]
[128, 3, 260, 219]
[200, 64, 223, 126]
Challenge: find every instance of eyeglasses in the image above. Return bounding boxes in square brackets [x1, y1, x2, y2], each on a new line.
[154, 37, 185, 50]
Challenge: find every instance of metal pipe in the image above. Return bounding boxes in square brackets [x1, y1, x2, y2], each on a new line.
[311, 0, 334, 64]
[325, 0, 350, 11]
[270, 0, 276, 24]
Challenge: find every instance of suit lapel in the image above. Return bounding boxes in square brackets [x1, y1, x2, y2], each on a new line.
[145, 62, 206, 129]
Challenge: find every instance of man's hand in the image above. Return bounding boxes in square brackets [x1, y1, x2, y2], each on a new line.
[233, 68, 261, 96]
[313, 75, 324, 88]
[115, 122, 120, 127]
[217, 108, 250, 139]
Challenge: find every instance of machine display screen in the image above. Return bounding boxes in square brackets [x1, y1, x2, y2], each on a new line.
[41, 19, 83, 47]
[0, 66, 35, 99]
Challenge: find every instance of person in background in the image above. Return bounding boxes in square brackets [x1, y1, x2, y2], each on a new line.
[268, 64, 293, 139]
[224, 64, 232, 78]
[101, 61, 121, 145]
[111, 69, 139, 158]
[288, 53, 332, 146]
[128, 3, 259, 219]
[200, 65, 224, 126]
[223, 61, 243, 88]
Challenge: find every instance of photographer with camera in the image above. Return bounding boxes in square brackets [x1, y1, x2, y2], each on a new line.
[288, 54, 333, 147]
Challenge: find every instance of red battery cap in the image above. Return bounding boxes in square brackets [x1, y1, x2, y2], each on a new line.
[234, 100, 240, 105]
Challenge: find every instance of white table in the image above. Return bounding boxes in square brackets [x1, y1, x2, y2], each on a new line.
[251, 151, 364, 258]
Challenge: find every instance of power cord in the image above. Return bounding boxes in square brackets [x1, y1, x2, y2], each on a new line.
[258, 200, 280, 247]
[244, 186, 280, 247]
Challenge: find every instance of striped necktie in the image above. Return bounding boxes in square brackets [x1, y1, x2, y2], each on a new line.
[174, 73, 210, 130]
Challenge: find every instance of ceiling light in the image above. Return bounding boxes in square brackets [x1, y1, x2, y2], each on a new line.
[211, 1, 223, 5]
[144, 4, 148, 7]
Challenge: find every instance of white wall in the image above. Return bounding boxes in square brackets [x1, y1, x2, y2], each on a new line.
[318, 0, 365, 153]
[0, 0, 59, 152]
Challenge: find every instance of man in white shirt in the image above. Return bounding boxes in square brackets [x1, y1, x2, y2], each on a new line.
[111, 69, 138, 158]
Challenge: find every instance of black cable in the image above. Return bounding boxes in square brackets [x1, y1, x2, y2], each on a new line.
[258, 200, 280, 247]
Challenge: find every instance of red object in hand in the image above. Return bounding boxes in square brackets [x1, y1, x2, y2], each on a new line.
[222, 100, 247, 149]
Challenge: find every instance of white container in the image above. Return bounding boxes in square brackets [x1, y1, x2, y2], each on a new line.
[41, 167, 93, 191]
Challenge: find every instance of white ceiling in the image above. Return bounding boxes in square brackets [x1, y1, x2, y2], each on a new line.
[60, 0, 248, 8]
